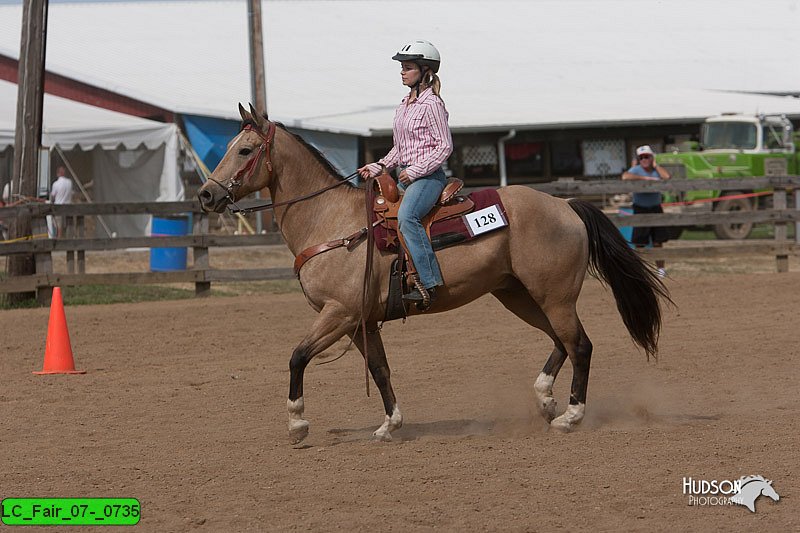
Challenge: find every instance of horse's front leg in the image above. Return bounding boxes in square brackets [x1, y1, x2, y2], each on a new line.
[288, 306, 356, 444]
[351, 325, 402, 442]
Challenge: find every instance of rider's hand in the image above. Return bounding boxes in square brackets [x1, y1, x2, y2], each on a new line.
[357, 165, 372, 179]
[358, 163, 385, 179]
[398, 170, 412, 186]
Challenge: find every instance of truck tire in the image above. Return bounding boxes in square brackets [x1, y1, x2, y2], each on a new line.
[713, 192, 753, 240]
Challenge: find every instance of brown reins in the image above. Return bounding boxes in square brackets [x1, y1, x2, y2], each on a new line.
[223, 174, 358, 215]
[360, 176, 377, 396]
[211, 122, 359, 216]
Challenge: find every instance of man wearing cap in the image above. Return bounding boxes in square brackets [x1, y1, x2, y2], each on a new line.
[622, 145, 672, 255]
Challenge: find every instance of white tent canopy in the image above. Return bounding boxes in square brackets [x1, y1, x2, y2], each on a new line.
[0, 79, 183, 236]
[0, 80, 180, 152]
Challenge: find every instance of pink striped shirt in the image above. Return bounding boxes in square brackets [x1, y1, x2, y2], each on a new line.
[372, 88, 453, 181]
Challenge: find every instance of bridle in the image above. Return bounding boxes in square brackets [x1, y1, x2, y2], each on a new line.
[207, 120, 358, 214]
[207, 121, 276, 210]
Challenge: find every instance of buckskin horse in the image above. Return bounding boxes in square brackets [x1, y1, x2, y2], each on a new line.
[198, 105, 670, 444]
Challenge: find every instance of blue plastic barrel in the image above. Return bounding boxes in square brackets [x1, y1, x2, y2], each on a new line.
[618, 207, 634, 243]
[150, 215, 189, 271]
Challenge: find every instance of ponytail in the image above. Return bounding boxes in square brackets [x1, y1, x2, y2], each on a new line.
[423, 70, 442, 99]
[429, 72, 442, 98]
[411, 65, 443, 101]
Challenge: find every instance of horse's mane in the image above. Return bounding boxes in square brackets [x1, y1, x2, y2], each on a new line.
[270, 122, 348, 181]
[739, 475, 769, 485]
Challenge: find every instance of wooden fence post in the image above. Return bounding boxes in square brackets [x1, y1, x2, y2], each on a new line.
[32, 214, 52, 305]
[193, 212, 211, 296]
[796, 188, 800, 247]
[77, 215, 86, 274]
[66, 214, 75, 273]
[773, 187, 788, 273]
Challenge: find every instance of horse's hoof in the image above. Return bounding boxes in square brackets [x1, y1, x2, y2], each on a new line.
[549, 416, 574, 433]
[289, 419, 310, 444]
[539, 398, 558, 422]
[534, 373, 557, 422]
[550, 403, 585, 433]
[371, 429, 393, 442]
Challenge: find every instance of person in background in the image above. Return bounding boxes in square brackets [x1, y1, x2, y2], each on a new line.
[50, 166, 74, 238]
[358, 40, 453, 308]
[1, 180, 9, 240]
[621, 145, 671, 275]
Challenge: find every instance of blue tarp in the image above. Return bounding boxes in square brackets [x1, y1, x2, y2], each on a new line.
[182, 114, 359, 177]
[182, 114, 240, 171]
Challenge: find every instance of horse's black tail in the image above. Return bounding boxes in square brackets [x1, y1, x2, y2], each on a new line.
[568, 199, 672, 360]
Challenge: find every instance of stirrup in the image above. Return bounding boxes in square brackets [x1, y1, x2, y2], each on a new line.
[403, 280, 436, 310]
[403, 287, 436, 301]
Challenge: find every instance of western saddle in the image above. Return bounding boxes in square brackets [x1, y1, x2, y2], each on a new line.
[293, 171, 474, 314]
[372, 172, 474, 248]
[371, 172, 473, 312]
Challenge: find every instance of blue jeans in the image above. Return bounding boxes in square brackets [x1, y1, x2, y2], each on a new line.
[398, 167, 447, 289]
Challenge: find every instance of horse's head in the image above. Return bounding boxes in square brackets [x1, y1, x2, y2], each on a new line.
[760, 480, 780, 502]
[198, 103, 276, 213]
[734, 475, 781, 511]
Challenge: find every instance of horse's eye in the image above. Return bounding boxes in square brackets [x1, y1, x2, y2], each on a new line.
[239, 147, 252, 156]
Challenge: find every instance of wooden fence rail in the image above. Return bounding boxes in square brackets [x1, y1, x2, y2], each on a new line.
[527, 175, 800, 195]
[1, 176, 798, 300]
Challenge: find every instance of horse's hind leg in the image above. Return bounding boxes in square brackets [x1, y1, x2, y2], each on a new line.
[288, 305, 357, 444]
[350, 326, 402, 442]
[543, 307, 593, 432]
[492, 288, 568, 422]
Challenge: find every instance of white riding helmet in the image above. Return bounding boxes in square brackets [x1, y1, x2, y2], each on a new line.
[392, 40, 441, 73]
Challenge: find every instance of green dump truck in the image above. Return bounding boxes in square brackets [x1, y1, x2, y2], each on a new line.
[656, 113, 796, 239]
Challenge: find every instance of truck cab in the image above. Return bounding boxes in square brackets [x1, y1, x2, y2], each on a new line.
[656, 113, 797, 239]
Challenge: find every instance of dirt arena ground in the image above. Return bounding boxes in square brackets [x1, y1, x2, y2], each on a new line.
[1, 249, 798, 531]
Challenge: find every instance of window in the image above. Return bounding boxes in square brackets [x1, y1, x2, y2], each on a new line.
[763, 123, 786, 150]
[461, 144, 498, 181]
[505, 142, 544, 178]
[581, 139, 626, 177]
[701, 122, 757, 150]
[550, 140, 583, 177]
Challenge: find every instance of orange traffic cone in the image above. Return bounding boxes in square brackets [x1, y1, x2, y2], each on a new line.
[33, 287, 85, 375]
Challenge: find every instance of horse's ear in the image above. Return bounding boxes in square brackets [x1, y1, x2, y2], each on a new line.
[238, 103, 249, 121]
[249, 103, 265, 129]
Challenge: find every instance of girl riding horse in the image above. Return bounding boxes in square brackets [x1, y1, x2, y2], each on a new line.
[359, 40, 452, 308]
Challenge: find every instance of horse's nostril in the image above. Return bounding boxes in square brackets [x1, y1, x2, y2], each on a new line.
[198, 189, 212, 203]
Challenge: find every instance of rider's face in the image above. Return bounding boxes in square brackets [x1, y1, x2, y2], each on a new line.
[400, 61, 422, 87]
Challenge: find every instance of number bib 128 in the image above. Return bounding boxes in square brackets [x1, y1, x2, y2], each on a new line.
[463, 204, 508, 237]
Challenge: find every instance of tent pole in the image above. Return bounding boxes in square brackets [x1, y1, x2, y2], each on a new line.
[54, 145, 113, 238]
